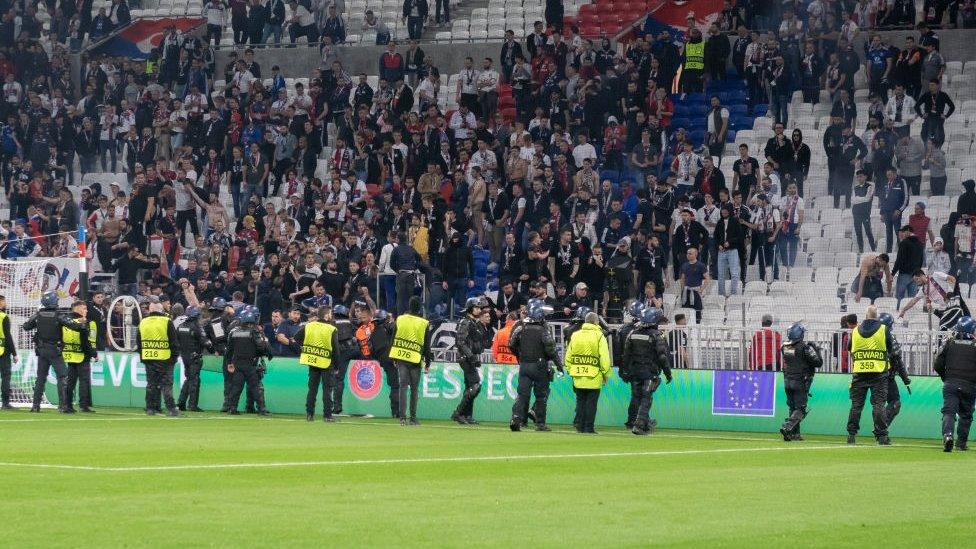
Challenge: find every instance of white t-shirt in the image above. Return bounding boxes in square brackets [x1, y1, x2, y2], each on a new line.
[917, 271, 953, 310]
[572, 143, 597, 167]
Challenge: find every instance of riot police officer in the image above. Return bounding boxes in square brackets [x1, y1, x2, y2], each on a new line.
[0, 294, 17, 409]
[934, 316, 976, 452]
[63, 301, 98, 413]
[563, 306, 590, 342]
[453, 296, 489, 425]
[622, 307, 672, 436]
[878, 313, 911, 427]
[224, 308, 271, 416]
[204, 297, 235, 412]
[137, 300, 182, 416]
[23, 291, 87, 413]
[779, 323, 822, 441]
[368, 309, 400, 418]
[295, 306, 340, 422]
[846, 306, 893, 445]
[618, 300, 646, 428]
[509, 299, 561, 432]
[330, 304, 359, 416]
[177, 306, 212, 412]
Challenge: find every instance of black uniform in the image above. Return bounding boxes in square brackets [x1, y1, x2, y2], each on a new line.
[205, 311, 234, 410]
[368, 319, 400, 417]
[136, 312, 182, 414]
[224, 324, 271, 414]
[508, 319, 560, 428]
[622, 324, 672, 433]
[23, 307, 86, 411]
[453, 314, 488, 421]
[614, 321, 638, 383]
[330, 317, 358, 415]
[780, 340, 822, 439]
[884, 335, 911, 426]
[176, 317, 212, 411]
[0, 309, 19, 408]
[934, 337, 976, 448]
[87, 302, 108, 351]
[847, 320, 892, 440]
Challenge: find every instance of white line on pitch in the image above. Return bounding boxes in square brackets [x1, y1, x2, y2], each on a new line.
[0, 445, 883, 472]
[0, 415, 239, 423]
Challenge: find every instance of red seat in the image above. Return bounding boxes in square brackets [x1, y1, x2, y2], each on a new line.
[498, 83, 513, 97]
[366, 183, 381, 197]
[498, 95, 515, 108]
[501, 107, 516, 121]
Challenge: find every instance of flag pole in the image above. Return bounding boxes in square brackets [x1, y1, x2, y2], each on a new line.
[78, 223, 89, 301]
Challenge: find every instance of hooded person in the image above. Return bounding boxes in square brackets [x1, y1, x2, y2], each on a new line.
[846, 306, 894, 445]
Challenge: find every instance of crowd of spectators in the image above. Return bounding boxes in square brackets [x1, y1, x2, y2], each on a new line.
[1, 0, 976, 353]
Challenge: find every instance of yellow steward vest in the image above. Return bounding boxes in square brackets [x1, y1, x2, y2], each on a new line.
[0, 310, 6, 356]
[684, 40, 705, 71]
[565, 327, 603, 379]
[300, 321, 336, 368]
[63, 319, 96, 364]
[389, 314, 429, 364]
[139, 316, 172, 361]
[850, 325, 889, 373]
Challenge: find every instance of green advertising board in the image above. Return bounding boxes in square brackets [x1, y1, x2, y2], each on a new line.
[37, 353, 947, 439]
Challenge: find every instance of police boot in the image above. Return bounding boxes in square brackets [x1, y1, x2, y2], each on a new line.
[178, 404, 187, 411]
[877, 435, 891, 446]
[400, 417, 408, 426]
[846, 434, 856, 445]
[80, 407, 95, 413]
[957, 439, 968, 451]
[792, 427, 803, 441]
[535, 423, 551, 432]
[464, 416, 480, 425]
[167, 408, 180, 417]
[632, 420, 650, 436]
[1, 402, 13, 410]
[779, 427, 793, 442]
[944, 435, 955, 453]
[258, 410, 271, 417]
[510, 416, 521, 431]
[526, 408, 537, 424]
[189, 407, 204, 412]
[29, 405, 40, 413]
[409, 417, 420, 426]
[306, 413, 315, 422]
[451, 410, 466, 425]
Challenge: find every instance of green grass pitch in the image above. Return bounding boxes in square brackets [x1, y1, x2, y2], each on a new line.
[0, 408, 973, 547]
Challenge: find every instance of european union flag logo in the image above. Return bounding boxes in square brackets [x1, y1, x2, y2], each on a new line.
[711, 370, 776, 417]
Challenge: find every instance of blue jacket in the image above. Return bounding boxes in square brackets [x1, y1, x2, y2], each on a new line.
[879, 177, 909, 214]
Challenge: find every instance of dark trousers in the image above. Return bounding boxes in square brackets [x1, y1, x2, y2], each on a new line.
[379, 360, 400, 417]
[65, 360, 92, 410]
[513, 361, 550, 424]
[931, 176, 947, 196]
[883, 211, 899, 253]
[922, 116, 946, 146]
[228, 363, 265, 412]
[306, 366, 335, 417]
[395, 271, 417, 315]
[330, 358, 349, 413]
[832, 170, 853, 208]
[396, 362, 422, 419]
[904, 175, 921, 196]
[852, 206, 876, 253]
[749, 234, 774, 280]
[221, 360, 232, 411]
[942, 379, 976, 442]
[782, 376, 811, 435]
[407, 16, 424, 39]
[244, 363, 266, 412]
[0, 354, 10, 405]
[885, 375, 902, 426]
[575, 387, 601, 433]
[435, 0, 450, 22]
[175, 209, 199, 247]
[454, 360, 482, 418]
[34, 350, 68, 410]
[627, 377, 660, 429]
[145, 361, 176, 412]
[178, 355, 202, 409]
[847, 373, 889, 437]
[232, 14, 247, 43]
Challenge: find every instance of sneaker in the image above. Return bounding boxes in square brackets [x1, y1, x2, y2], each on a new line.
[451, 412, 466, 425]
[877, 436, 891, 446]
[535, 423, 551, 432]
[400, 417, 408, 426]
[409, 418, 420, 426]
[510, 418, 521, 432]
[780, 427, 792, 442]
[944, 435, 955, 453]
[464, 417, 480, 425]
[80, 407, 95, 413]
[846, 434, 856, 445]
[957, 441, 968, 451]
[306, 414, 314, 422]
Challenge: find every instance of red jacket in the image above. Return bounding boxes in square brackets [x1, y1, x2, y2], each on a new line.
[749, 328, 782, 371]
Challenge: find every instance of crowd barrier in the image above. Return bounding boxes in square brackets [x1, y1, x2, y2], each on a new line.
[21, 351, 948, 440]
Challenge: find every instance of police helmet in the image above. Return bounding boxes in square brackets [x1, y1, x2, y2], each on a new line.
[41, 291, 58, 308]
[464, 297, 484, 312]
[186, 305, 200, 319]
[626, 301, 646, 321]
[374, 309, 390, 322]
[640, 307, 664, 325]
[787, 322, 806, 342]
[878, 313, 894, 329]
[956, 316, 976, 338]
[526, 298, 544, 310]
[210, 297, 227, 310]
[333, 304, 349, 318]
[241, 308, 259, 324]
[573, 306, 592, 322]
[527, 302, 552, 321]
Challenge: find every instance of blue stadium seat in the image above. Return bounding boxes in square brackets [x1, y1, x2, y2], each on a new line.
[730, 115, 752, 130]
[600, 169, 620, 184]
[688, 104, 710, 117]
[688, 118, 707, 130]
[727, 90, 747, 103]
[683, 93, 707, 104]
[725, 130, 737, 143]
[729, 104, 748, 116]
[670, 118, 691, 131]
[689, 129, 706, 145]
[754, 103, 769, 116]
[674, 104, 692, 117]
